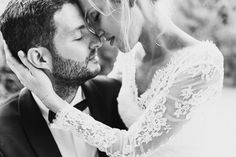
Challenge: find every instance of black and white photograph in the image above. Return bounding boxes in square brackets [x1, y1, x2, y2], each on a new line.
[0, 0, 235, 157]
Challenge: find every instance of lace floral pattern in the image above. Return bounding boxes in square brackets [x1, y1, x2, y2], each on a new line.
[174, 101, 191, 118]
[54, 41, 224, 157]
[54, 106, 119, 152]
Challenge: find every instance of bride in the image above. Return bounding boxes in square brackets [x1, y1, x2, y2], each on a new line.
[5, 0, 224, 156]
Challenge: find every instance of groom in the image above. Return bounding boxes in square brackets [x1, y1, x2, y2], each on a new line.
[0, 0, 126, 157]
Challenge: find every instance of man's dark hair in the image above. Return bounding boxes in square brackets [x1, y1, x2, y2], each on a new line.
[0, 0, 76, 61]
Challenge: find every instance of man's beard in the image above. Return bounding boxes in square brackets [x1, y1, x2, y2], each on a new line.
[51, 52, 99, 87]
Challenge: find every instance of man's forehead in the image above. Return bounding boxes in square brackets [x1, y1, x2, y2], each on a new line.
[76, 0, 90, 13]
[54, 3, 85, 33]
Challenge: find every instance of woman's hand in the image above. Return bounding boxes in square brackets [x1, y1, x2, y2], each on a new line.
[4, 41, 66, 112]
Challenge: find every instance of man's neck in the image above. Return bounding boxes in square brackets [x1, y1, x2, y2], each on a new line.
[54, 83, 79, 104]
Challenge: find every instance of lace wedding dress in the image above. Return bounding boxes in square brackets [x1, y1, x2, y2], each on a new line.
[53, 41, 224, 157]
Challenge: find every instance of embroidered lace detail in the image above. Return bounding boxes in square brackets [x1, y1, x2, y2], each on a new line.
[132, 96, 168, 146]
[53, 41, 224, 157]
[129, 41, 223, 111]
[54, 106, 118, 151]
[174, 101, 191, 118]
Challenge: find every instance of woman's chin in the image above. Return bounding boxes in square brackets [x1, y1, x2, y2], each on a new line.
[117, 43, 130, 53]
[118, 39, 138, 53]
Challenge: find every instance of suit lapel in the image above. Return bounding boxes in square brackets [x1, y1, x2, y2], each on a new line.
[19, 88, 62, 157]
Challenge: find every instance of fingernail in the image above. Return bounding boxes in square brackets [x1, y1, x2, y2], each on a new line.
[18, 51, 25, 57]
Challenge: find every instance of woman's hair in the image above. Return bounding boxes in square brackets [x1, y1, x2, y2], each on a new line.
[88, 0, 172, 51]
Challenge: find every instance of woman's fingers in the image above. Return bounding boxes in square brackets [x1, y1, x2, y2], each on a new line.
[4, 40, 15, 67]
[3, 40, 12, 58]
[3, 41, 22, 76]
[3, 41, 32, 81]
[17, 51, 38, 75]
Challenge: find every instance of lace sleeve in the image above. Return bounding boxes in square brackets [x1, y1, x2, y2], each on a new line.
[53, 52, 223, 157]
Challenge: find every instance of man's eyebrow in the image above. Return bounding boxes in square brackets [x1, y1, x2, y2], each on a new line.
[78, 25, 85, 30]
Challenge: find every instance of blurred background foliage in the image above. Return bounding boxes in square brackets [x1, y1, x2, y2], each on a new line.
[170, 0, 236, 87]
[0, 0, 236, 101]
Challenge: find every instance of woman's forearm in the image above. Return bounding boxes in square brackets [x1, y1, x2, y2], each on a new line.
[41, 92, 68, 113]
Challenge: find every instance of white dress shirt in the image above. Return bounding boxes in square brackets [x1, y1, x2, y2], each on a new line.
[32, 87, 98, 157]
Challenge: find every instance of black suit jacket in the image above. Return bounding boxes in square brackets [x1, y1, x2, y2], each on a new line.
[0, 76, 126, 157]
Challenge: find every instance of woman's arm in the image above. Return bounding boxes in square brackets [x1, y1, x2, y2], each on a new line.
[5, 42, 223, 157]
[53, 59, 223, 157]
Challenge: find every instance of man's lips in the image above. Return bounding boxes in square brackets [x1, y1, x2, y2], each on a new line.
[88, 49, 98, 61]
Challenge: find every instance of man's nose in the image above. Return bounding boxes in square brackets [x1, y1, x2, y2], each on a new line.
[89, 35, 102, 50]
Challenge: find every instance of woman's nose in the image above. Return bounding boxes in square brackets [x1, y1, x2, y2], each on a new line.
[97, 30, 106, 43]
[97, 30, 105, 38]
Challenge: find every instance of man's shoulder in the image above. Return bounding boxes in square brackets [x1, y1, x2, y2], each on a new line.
[0, 93, 36, 157]
[0, 94, 19, 117]
[0, 94, 21, 131]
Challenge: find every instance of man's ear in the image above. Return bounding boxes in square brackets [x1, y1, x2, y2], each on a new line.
[27, 47, 53, 72]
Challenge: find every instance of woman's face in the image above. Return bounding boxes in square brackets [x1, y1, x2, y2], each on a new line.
[78, 0, 144, 52]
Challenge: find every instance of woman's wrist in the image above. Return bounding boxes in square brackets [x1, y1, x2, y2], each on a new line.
[41, 92, 68, 113]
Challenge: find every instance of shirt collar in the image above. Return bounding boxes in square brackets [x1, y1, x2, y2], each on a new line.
[32, 86, 84, 124]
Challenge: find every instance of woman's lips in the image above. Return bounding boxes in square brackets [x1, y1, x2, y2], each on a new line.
[107, 36, 115, 46]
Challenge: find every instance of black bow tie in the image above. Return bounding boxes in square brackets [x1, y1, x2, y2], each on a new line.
[48, 98, 88, 123]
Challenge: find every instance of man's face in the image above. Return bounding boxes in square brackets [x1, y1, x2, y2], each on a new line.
[51, 3, 101, 85]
